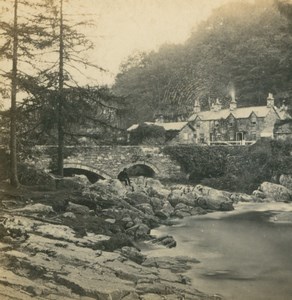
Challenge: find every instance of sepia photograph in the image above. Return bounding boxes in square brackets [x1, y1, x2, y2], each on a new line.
[0, 0, 292, 299]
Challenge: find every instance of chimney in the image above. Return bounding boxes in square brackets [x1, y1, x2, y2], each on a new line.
[267, 93, 274, 108]
[229, 98, 237, 111]
[193, 99, 201, 114]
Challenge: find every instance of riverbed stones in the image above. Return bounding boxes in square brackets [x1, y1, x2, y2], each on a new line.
[194, 185, 234, 211]
[126, 224, 151, 240]
[150, 235, 177, 248]
[260, 181, 292, 202]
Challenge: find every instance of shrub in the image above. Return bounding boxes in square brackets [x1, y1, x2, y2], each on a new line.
[129, 123, 166, 145]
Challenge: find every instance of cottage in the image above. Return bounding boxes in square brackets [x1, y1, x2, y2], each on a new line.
[127, 121, 195, 144]
[188, 93, 283, 145]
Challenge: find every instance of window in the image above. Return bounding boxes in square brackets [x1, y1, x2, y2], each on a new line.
[183, 133, 189, 140]
[200, 133, 205, 143]
[251, 115, 257, 126]
[251, 132, 257, 140]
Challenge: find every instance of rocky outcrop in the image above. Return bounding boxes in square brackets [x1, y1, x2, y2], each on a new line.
[259, 181, 292, 202]
[193, 185, 234, 211]
[0, 213, 217, 300]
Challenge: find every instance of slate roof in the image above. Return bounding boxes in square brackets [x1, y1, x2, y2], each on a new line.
[127, 122, 188, 132]
[188, 106, 276, 122]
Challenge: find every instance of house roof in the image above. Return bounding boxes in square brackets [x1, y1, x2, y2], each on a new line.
[188, 106, 276, 122]
[127, 122, 188, 132]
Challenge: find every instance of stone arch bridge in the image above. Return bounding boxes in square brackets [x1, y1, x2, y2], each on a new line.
[29, 145, 185, 182]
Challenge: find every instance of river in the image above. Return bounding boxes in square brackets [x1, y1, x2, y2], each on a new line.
[142, 202, 292, 300]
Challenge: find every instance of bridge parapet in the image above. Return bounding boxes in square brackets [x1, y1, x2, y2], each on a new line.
[28, 145, 185, 180]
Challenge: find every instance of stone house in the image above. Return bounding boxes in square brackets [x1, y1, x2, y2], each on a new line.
[188, 94, 282, 145]
[127, 121, 195, 144]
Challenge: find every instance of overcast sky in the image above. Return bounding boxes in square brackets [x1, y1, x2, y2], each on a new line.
[65, 0, 246, 85]
[1, 0, 249, 108]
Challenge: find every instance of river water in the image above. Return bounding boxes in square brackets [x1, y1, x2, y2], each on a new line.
[142, 202, 292, 300]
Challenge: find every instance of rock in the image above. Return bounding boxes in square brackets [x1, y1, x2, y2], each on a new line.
[167, 189, 198, 208]
[252, 189, 266, 199]
[89, 179, 127, 201]
[125, 191, 151, 205]
[150, 197, 165, 212]
[135, 203, 154, 215]
[120, 246, 146, 264]
[142, 256, 199, 273]
[260, 181, 292, 202]
[155, 201, 174, 220]
[14, 203, 54, 214]
[126, 224, 150, 240]
[279, 174, 292, 191]
[144, 178, 170, 199]
[230, 193, 255, 203]
[66, 202, 90, 215]
[151, 235, 177, 248]
[194, 185, 234, 211]
[172, 203, 206, 218]
[62, 212, 77, 220]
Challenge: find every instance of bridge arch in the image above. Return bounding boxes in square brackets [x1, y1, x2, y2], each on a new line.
[119, 161, 160, 178]
[61, 163, 112, 182]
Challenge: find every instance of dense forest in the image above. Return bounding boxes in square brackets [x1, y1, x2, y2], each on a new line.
[113, 0, 292, 126]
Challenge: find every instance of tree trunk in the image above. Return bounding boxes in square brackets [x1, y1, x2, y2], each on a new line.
[10, 0, 19, 187]
[57, 0, 64, 177]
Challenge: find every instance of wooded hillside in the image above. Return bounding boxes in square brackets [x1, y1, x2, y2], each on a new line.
[113, 0, 292, 126]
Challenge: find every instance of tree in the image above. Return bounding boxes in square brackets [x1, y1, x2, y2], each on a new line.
[0, 0, 56, 187]
[113, 0, 292, 124]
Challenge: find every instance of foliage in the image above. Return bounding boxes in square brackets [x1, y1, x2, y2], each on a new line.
[16, 86, 127, 147]
[163, 145, 229, 183]
[165, 140, 292, 193]
[113, 0, 292, 125]
[129, 123, 166, 145]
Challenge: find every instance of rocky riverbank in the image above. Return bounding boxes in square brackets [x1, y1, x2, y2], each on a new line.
[0, 170, 292, 299]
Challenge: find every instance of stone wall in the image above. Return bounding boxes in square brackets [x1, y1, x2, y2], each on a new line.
[28, 145, 185, 181]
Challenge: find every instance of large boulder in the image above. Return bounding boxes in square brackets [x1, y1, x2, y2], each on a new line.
[172, 203, 206, 218]
[135, 203, 154, 215]
[259, 182, 292, 202]
[125, 192, 151, 205]
[144, 178, 171, 199]
[155, 201, 174, 220]
[150, 197, 165, 212]
[230, 193, 255, 203]
[89, 179, 127, 200]
[167, 189, 198, 208]
[193, 185, 234, 211]
[126, 224, 150, 240]
[279, 175, 292, 191]
[150, 235, 177, 248]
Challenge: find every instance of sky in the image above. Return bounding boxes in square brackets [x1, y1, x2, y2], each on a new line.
[64, 0, 243, 85]
[0, 0, 248, 108]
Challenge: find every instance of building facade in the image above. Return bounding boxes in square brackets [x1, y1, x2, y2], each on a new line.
[188, 94, 282, 145]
